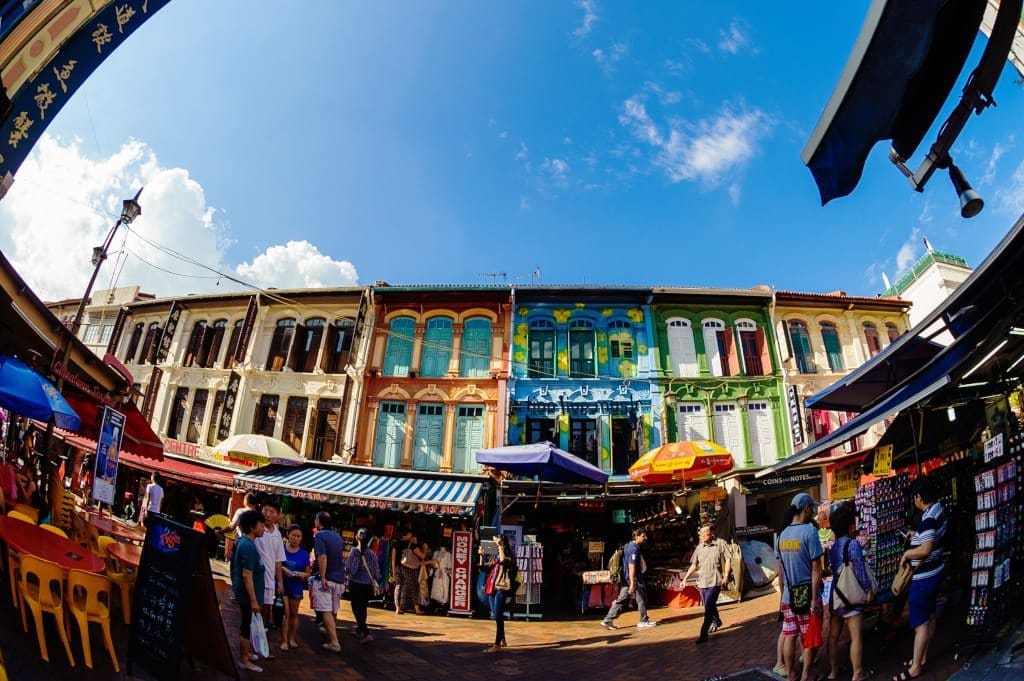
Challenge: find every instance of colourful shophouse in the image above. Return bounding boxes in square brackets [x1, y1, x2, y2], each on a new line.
[506, 287, 659, 477]
[353, 286, 513, 475]
[651, 287, 788, 471]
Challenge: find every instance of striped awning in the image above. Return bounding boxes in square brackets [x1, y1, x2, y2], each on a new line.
[234, 464, 485, 516]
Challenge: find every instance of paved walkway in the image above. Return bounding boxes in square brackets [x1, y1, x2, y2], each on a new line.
[1, 576, 1017, 680]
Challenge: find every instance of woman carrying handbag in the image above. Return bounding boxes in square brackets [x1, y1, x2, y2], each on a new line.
[826, 502, 877, 681]
[345, 528, 383, 643]
[480, 535, 513, 653]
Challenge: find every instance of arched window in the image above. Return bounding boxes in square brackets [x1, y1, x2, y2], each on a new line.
[735, 318, 768, 376]
[202, 319, 228, 368]
[140, 322, 162, 365]
[460, 317, 492, 378]
[863, 322, 882, 358]
[223, 319, 244, 368]
[182, 320, 207, 367]
[292, 317, 325, 373]
[569, 319, 595, 378]
[265, 318, 296, 371]
[528, 320, 555, 378]
[787, 320, 815, 374]
[885, 322, 900, 343]
[702, 319, 734, 377]
[820, 321, 844, 372]
[420, 317, 453, 378]
[322, 319, 356, 373]
[607, 320, 636, 377]
[382, 317, 415, 377]
[666, 318, 698, 377]
[123, 322, 144, 364]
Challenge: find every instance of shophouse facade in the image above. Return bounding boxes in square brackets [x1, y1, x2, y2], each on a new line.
[353, 286, 513, 475]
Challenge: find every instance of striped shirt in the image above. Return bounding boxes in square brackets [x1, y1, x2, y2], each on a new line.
[910, 502, 945, 580]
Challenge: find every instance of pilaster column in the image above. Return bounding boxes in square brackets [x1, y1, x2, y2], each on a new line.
[448, 323, 464, 376]
[410, 323, 426, 375]
[441, 404, 457, 472]
[401, 401, 417, 468]
[485, 404, 498, 450]
[362, 398, 380, 465]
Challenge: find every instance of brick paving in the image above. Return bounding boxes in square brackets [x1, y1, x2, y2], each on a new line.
[0, 572, 1016, 681]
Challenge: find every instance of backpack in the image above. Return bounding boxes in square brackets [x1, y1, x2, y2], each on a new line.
[607, 545, 626, 585]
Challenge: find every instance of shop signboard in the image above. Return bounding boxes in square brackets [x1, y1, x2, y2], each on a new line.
[155, 301, 181, 364]
[984, 433, 1004, 463]
[106, 306, 128, 355]
[831, 462, 859, 500]
[699, 487, 728, 502]
[450, 530, 473, 616]
[787, 386, 805, 447]
[235, 297, 259, 364]
[217, 371, 241, 442]
[743, 471, 821, 495]
[873, 445, 893, 476]
[141, 366, 163, 423]
[91, 406, 125, 505]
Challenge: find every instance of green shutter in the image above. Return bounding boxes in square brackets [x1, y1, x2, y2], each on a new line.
[373, 402, 406, 467]
[420, 318, 453, 377]
[413, 404, 444, 471]
[453, 406, 485, 473]
[460, 318, 491, 377]
[383, 318, 415, 377]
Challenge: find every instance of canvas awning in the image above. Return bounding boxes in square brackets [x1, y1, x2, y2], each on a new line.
[119, 451, 235, 492]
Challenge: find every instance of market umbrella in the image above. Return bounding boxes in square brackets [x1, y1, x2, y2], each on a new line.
[210, 434, 304, 466]
[0, 354, 80, 431]
[475, 441, 609, 484]
[628, 440, 734, 485]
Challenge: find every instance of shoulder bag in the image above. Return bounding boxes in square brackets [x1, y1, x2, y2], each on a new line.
[493, 561, 511, 591]
[359, 549, 384, 598]
[832, 538, 876, 609]
[891, 560, 916, 598]
[779, 534, 813, 615]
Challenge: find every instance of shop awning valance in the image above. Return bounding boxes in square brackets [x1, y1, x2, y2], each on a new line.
[119, 450, 235, 492]
[235, 464, 485, 515]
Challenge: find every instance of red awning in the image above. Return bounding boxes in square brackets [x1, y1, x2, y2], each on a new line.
[63, 395, 163, 461]
[118, 451, 235, 492]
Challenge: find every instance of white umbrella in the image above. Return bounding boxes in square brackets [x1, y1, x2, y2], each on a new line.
[211, 434, 304, 467]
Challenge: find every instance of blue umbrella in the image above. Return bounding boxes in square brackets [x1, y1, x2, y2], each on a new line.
[475, 441, 610, 485]
[0, 355, 81, 431]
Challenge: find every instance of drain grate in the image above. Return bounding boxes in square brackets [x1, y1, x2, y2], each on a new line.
[701, 670, 779, 681]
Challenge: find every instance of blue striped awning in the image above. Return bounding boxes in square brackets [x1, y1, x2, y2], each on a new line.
[234, 464, 485, 515]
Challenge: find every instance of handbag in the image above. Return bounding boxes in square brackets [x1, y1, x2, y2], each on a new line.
[401, 547, 419, 569]
[250, 612, 269, 658]
[832, 539, 877, 610]
[494, 563, 511, 592]
[779, 547, 813, 614]
[361, 551, 384, 598]
[891, 560, 916, 597]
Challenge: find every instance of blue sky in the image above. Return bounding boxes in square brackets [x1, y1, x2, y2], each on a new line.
[2, 1, 1023, 300]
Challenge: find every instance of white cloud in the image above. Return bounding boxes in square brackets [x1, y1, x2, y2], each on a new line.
[982, 136, 1013, 185]
[499, 130, 509, 139]
[515, 142, 529, 161]
[541, 157, 570, 185]
[659, 110, 771, 184]
[592, 42, 627, 73]
[718, 20, 749, 54]
[619, 96, 663, 146]
[573, 0, 598, 37]
[519, 196, 531, 211]
[895, 228, 922, 276]
[0, 134, 358, 300]
[995, 159, 1024, 216]
[728, 184, 741, 205]
[563, 137, 573, 145]
[643, 81, 682, 106]
[235, 240, 358, 289]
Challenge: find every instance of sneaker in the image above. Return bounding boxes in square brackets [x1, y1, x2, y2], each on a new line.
[360, 634, 373, 644]
[709, 623, 719, 633]
[637, 620, 658, 628]
[600, 620, 618, 630]
[483, 645, 502, 654]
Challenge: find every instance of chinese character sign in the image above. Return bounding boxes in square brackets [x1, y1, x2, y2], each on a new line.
[450, 531, 473, 615]
[91, 406, 126, 505]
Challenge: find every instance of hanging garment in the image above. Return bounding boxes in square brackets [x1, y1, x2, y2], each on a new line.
[418, 563, 431, 607]
[431, 548, 452, 605]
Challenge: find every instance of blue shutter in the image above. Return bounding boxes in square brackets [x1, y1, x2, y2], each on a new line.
[382, 317, 415, 377]
[413, 404, 444, 471]
[373, 402, 406, 467]
[453, 406, 485, 473]
[460, 318, 491, 378]
[420, 317, 453, 378]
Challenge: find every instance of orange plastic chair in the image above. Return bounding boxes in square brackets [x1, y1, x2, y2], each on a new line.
[39, 524, 69, 539]
[12, 504, 39, 523]
[6, 510, 34, 524]
[18, 555, 75, 666]
[5, 547, 20, 611]
[88, 525, 103, 556]
[66, 569, 120, 672]
[103, 542, 136, 625]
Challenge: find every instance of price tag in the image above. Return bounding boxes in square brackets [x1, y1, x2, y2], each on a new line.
[831, 463, 859, 500]
[873, 445, 893, 476]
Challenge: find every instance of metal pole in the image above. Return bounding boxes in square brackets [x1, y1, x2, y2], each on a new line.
[911, 408, 923, 474]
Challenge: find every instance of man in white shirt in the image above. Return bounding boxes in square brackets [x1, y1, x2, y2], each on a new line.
[139, 472, 164, 525]
[254, 498, 286, 639]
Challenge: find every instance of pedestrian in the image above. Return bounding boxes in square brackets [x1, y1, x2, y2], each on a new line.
[777, 492, 825, 681]
[682, 523, 731, 644]
[230, 509, 266, 673]
[601, 528, 658, 630]
[893, 476, 946, 681]
[826, 501, 875, 681]
[480, 534, 513, 653]
[138, 472, 163, 525]
[397, 535, 425, 614]
[345, 527, 383, 643]
[224, 492, 258, 562]
[280, 524, 310, 652]
[390, 527, 413, 613]
[311, 511, 346, 653]
[254, 499, 286, 643]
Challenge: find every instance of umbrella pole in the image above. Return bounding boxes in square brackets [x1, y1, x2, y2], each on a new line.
[38, 415, 56, 513]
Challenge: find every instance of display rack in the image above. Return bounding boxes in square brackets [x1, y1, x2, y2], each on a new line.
[855, 471, 910, 602]
[513, 540, 543, 620]
[967, 456, 1017, 626]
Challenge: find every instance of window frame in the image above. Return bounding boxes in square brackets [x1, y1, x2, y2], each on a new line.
[460, 317, 492, 378]
[666, 317, 699, 377]
[527, 319, 555, 378]
[820, 321, 844, 372]
[382, 317, 416, 377]
[420, 316, 454, 378]
[787, 319, 816, 374]
[265, 318, 297, 371]
[568, 319, 596, 379]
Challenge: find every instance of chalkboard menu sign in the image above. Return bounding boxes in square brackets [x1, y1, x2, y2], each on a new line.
[127, 513, 237, 680]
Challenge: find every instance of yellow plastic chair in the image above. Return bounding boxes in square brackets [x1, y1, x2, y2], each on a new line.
[18, 555, 75, 666]
[66, 569, 120, 672]
[39, 524, 68, 539]
[205, 514, 231, 559]
[95, 535, 116, 562]
[103, 542, 136, 625]
[6, 510, 34, 524]
[87, 523, 101, 556]
[12, 504, 39, 523]
[0, 648, 9, 681]
[6, 546, 20, 611]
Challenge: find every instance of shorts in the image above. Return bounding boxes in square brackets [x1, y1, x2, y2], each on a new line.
[310, 579, 345, 613]
[908, 570, 942, 628]
[780, 602, 812, 637]
[238, 600, 253, 638]
[263, 585, 276, 606]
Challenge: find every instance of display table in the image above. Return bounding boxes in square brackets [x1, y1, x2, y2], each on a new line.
[85, 511, 145, 544]
[648, 568, 740, 608]
[0, 516, 105, 573]
[580, 570, 620, 612]
[107, 541, 142, 569]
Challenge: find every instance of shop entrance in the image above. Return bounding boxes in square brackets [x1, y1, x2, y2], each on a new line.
[611, 417, 638, 475]
[570, 418, 598, 467]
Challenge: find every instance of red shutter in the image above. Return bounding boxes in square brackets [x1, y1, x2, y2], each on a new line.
[722, 330, 740, 376]
[755, 327, 771, 376]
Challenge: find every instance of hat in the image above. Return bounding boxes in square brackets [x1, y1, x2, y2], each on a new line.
[356, 527, 372, 541]
[791, 492, 819, 510]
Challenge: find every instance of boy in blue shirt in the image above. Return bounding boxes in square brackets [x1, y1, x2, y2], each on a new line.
[230, 509, 266, 673]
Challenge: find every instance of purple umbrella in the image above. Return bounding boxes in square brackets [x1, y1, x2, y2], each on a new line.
[475, 441, 609, 485]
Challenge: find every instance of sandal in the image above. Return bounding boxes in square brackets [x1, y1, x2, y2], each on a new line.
[771, 666, 787, 678]
[853, 670, 877, 681]
[902, 660, 926, 670]
[242, 663, 263, 673]
[892, 671, 921, 681]
[322, 643, 342, 653]
[279, 643, 290, 652]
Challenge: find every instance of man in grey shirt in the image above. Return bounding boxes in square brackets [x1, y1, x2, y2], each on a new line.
[683, 524, 731, 644]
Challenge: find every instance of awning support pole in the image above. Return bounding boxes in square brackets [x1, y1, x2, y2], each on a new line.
[912, 408, 923, 474]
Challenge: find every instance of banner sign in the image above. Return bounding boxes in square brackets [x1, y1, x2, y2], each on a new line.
[787, 386, 805, 447]
[984, 433, 1004, 463]
[743, 471, 821, 495]
[873, 445, 893, 476]
[91, 406, 125, 505]
[217, 371, 241, 441]
[106, 306, 128, 355]
[450, 530, 474, 616]
[141, 366, 163, 424]
[235, 296, 258, 364]
[830, 462, 859, 500]
[155, 301, 181, 363]
[0, 0, 174, 180]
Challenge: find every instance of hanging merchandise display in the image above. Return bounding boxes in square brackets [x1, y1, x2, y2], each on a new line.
[514, 540, 544, 620]
[855, 471, 910, 600]
[967, 457, 1017, 626]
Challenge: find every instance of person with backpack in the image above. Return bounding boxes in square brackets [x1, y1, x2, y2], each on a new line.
[682, 524, 732, 644]
[601, 528, 657, 631]
[777, 493, 825, 681]
[826, 501, 876, 681]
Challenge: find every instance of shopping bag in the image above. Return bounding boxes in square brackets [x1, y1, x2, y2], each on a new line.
[250, 612, 269, 658]
[802, 611, 823, 649]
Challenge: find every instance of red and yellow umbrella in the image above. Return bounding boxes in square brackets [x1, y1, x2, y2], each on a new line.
[628, 440, 735, 485]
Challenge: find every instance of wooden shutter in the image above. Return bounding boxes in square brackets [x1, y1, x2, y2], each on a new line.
[775, 319, 792, 361]
[320, 323, 339, 372]
[374, 403, 406, 468]
[283, 397, 308, 451]
[703, 326, 722, 376]
[667, 321, 698, 377]
[755, 327, 772, 375]
[746, 402, 778, 466]
[413, 404, 444, 471]
[722, 329, 740, 376]
[677, 403, 709, 441]
[453, 407, 485, 473]
[383, 319, 414, 377]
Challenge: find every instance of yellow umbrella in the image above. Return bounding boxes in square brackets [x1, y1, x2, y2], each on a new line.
[628, 440, 735, 485]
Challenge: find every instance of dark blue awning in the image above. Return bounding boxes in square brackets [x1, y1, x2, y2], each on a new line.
[475, 442, 610, 484]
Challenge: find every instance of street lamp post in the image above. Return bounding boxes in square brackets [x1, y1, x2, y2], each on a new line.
[40, 188, 143, 503]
